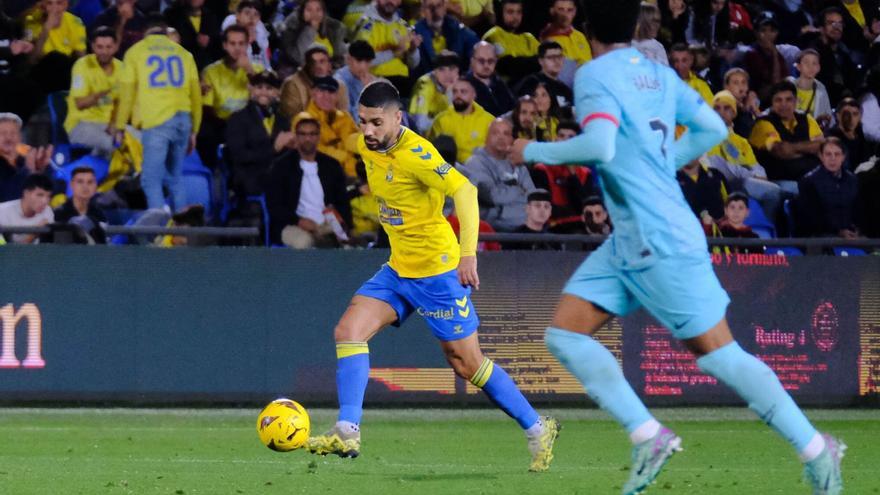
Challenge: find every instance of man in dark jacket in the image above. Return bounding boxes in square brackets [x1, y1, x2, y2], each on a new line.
[226, 70, 292, 199]
[796, 137, 862, 238]
[465, 41, 516, 117]
[164, 0, 221, 69]
[266, 112, 352, 247]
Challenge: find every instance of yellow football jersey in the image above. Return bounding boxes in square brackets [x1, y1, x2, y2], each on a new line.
[64, 55, 123, 133]
[428, 102, 495, 164]
[482, 27, 538, 58]
[115, 34, 202, 131]
[408, 73, 450, 122]
[354, 15, 413, 78]
[23, 11, 86, 56]
[201, 61, 264, 120]
[708, 129, 759, 168]
[358, 127, 469, 278]
[544, 29, 591, 65]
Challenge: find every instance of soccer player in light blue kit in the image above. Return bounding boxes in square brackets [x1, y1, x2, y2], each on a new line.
[509, 2, 845, 494]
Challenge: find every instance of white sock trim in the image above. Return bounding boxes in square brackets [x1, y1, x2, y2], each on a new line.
[799, 432, 826, 462]
[525, 417, 544, 438]
[335, 420, 360, 434]
[629, 419, 661, 445]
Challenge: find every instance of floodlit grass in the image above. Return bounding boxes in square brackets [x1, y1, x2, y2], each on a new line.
[1, 408, 877, 494]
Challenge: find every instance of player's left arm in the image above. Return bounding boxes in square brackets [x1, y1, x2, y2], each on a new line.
[516, 71, 620, 165]
[407, 141, 480, 289]
[672, 78, 728, 168]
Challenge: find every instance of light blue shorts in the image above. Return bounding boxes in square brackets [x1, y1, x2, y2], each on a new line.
[564, 242, 730, 340]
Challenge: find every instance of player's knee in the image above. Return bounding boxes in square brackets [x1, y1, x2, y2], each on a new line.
[333, 320, 363, 342]
[444, 351, 483, 379]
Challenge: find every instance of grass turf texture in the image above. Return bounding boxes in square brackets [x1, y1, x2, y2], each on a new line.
[1, 408, 878, 495]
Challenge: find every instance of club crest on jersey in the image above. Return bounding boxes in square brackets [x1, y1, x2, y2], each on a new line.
[434, 163, 452, 178]
[386, 166, 394, 182]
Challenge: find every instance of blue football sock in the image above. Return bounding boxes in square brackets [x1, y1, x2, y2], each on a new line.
[545, 327, 654, 433]
[471, 357, 540, 429]
[336, 342, 370, 425]
[697, 341, 817, 452]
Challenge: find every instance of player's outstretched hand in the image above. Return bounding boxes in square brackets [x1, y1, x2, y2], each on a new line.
[510, 138, 532, 165]
[458, 255, 480, 291]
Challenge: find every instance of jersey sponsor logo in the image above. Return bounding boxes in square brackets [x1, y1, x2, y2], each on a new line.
[377, 198, 404, 225]
[433, 163, 452, 178]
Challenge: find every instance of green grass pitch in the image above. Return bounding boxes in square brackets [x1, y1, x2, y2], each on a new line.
[1, 408, 878, 494]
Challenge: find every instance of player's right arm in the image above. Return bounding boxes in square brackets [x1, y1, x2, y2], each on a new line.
[672, 77, 728, 168]
[518, 69, 619, 165]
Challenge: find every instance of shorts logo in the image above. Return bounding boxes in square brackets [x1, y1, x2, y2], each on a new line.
[455, 296, 470, 318]
[453, 324, 463, 334]
[417, 307, 455, 320]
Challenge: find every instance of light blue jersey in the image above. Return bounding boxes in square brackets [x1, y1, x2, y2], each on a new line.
[572, 47, 708, 268]
[525, 46, 729, 337]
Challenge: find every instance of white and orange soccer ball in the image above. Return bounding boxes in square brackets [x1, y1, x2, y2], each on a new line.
[256, 398, 311, 452]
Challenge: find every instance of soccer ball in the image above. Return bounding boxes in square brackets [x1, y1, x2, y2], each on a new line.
[256, 398, 311, 452]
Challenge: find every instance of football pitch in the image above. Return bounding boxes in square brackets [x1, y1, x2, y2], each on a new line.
[2, 408, 878, 494]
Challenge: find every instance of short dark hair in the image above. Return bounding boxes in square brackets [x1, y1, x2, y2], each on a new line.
[223, 24, 249, 42]
[796, 48, 820, 63]
[836, 97, 860, 113]
[71, 167, 96, 180]
[90, 26, 117, 43]
[669, 42, 690, 54]
[820, 136, 847, 155]
[500, 0, 523, 5]
[556, 120, 580, 135]
[236, 0, 261, 12]
[537, 40, 562, 58]
[434, 50, 461, 69]
[145, 13, 168, 31]
[583, 0, 640, 44]
[348, 39, 375, 61]
[23, 174, 54, 193]
[358, 80, 402, 110]
[818, 6, 844, 26]
[768, 80, 797, 100]
[725, 191, 749, 208]
[582, 195, 605, 208]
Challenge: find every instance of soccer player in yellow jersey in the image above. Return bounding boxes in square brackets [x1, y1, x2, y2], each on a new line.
[23, 0, 86, 59]
[113, 16, 201, 211]
[408, 50, 458, 133]
[65, 27, 122, 160]
[307, 80, 559, 472]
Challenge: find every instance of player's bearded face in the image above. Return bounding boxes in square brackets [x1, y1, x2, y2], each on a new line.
[358, 105, 402, 151]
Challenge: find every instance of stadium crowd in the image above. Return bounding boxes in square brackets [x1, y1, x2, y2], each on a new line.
[0, 0, 878, 247]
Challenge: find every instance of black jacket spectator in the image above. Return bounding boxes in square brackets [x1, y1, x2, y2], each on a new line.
[514, 72, 573, 117]
[225, 101, 291, 197]
[753, 112, 822, 181]
[54, 197, 107, 243]
[828, 124, 875, 171]
[809, 34, 862, 106]
[677, 164, 727, 221]
[0, 155, 28, 202]
[796, 165, 861, 236]
[465, 71, 515, 117]
[265, 149, 351, 245]
[164, 2, 222, 70]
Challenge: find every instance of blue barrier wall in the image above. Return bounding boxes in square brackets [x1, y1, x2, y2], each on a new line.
[0, 246, 878, 406]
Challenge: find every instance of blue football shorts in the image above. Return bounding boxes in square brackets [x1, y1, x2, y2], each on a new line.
[356, 264, 479, 341]
[564, 241, 730, 340]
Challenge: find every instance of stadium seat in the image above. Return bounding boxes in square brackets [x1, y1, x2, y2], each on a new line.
[771, 246, 804, 256]
[182, 152, 214, 218]
[833, 247, 866, 257]
[744, 198, 775, 239]
[246, 194, 270, 246]
[47, 91, 91, 166]
[782, 199, 796, 237]
[71, 0, 104, 29]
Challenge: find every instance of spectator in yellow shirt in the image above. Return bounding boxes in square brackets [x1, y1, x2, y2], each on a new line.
[305, 76, 361, 178]
[64, 27, 122, 161]
[481, 0, 539, 83]
[113, 17, 202, 212]
[409, 50, 459, 134]
[198, 25, 263, 168]
[669, 43, 714, 103]
[748, 81, 824, 195]
[353, 0, 422, 97]
[428, 77, 495, 163]
[447, 0, 494, 32]
[23, 0, 86, 59]
[539, 0, 590, 87]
